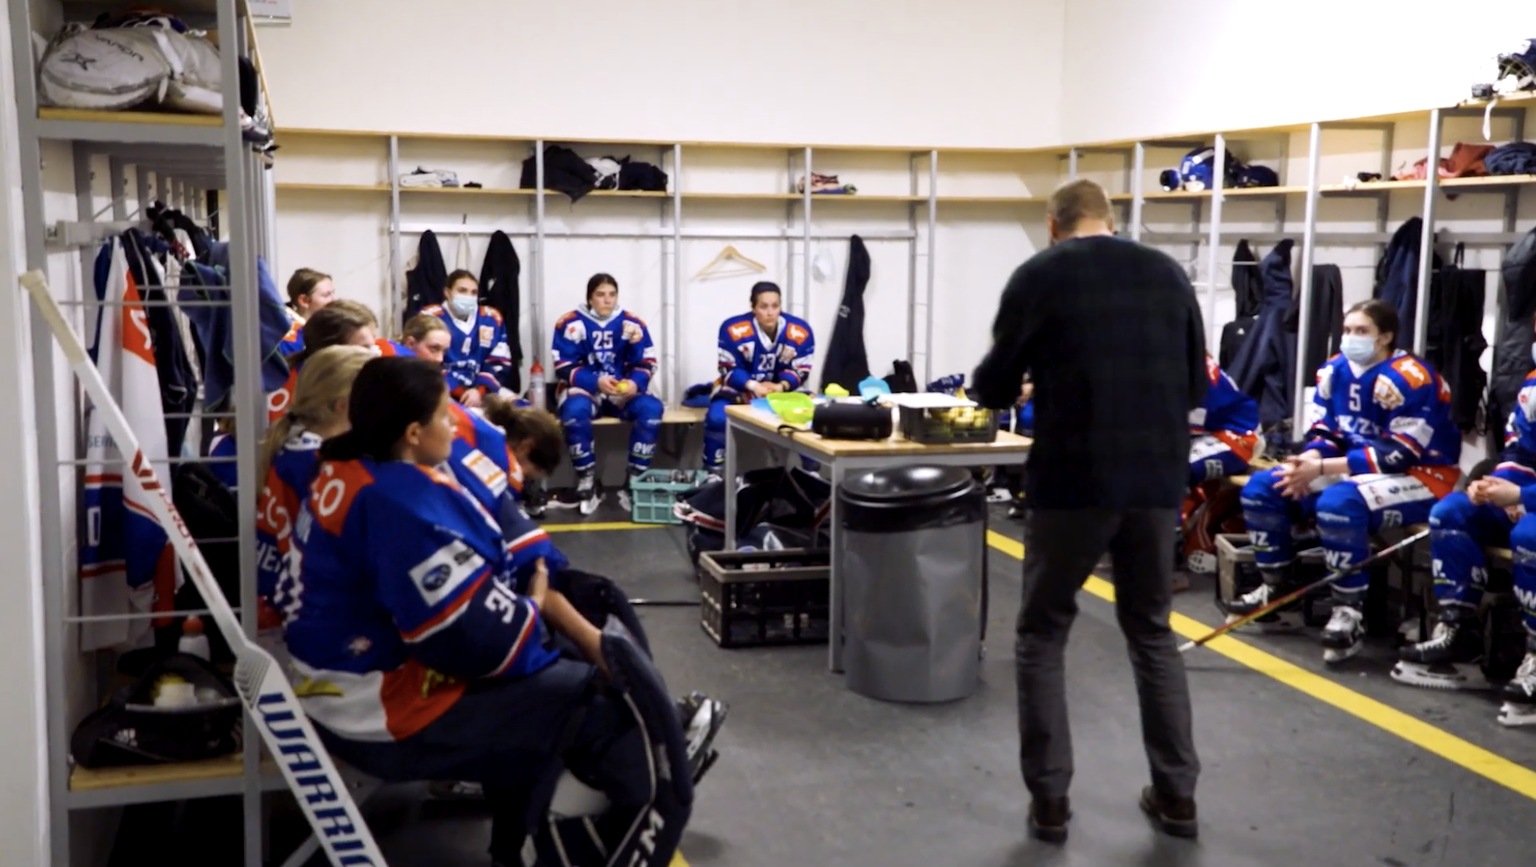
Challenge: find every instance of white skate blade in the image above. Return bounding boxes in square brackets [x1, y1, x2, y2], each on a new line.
[1323, 642, 1363, 664]
[578, 494, 602, 516]
[1497, 702, 1536, 727]
[1390, 661, 1485, 691]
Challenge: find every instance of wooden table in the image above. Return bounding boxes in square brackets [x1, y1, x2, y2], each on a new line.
[723, 404, 1033, 672]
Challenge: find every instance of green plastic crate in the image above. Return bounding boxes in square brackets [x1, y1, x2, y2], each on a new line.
[629, 469, 711, 524]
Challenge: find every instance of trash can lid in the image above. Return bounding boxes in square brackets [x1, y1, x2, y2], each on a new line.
[839, 465, 974, 505]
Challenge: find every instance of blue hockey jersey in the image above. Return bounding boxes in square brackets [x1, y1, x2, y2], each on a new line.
[551, 307, 658, 396]
[1191, 354, 1258, 436]
[714, 312, 816, 397]
[287, 458, 562, 742]
[278, 309, 305, 357]
[1303, 351, 1460, 493]
[1496, 369, 1536, 490]
[422, 303, 512, 397]
[208, 431, 239, 492]
[446, 403, 568, 577]
[258, 427, 323, 608]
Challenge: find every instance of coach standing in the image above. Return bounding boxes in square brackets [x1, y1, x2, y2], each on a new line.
[973, 178, 1208, 844]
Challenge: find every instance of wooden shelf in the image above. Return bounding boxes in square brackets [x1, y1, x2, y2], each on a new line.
[937, 195, 1048, 204]
[39, 107, 223, 127]
[71, 753, 250, 792]
[593, 406, 705, 426]
[683, 192, 798, 201]
[400, 186, 531, 196]
[277, 183, 392, 193]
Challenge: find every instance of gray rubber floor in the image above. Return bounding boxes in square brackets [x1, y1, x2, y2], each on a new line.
[274, 503, 1536, 867]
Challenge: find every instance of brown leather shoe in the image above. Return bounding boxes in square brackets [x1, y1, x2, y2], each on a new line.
[1028, 796, 1071, 844]
[1139, 785, 1198, 838]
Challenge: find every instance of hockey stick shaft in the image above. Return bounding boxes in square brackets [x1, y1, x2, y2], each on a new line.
[20, 271, 387, 867]
[1177, 527, 1431, 653]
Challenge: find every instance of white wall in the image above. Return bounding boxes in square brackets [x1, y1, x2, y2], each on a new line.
[1059, 0, 1529, 145]
[260, 0, 1066, 149]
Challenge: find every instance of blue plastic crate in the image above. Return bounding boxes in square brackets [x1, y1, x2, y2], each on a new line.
[629, 469, 710, 524]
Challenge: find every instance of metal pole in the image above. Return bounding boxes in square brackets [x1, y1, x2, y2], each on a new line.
[1205, 133, 1225, 350]
[1413, 109, 1442, 356]
[670, 143, 683, 403]
[136, 165, 150, 219]
[924, 149, 938, 385]
[108, 158, 127, 221]
[215, 4, 262, 864]
[1130, 142, 1145, 242]
[388, 135, 401, 335]
[1068, 147, 1079, 180]
[906, 152, 919, 362]
[801, 147, 812, 321]
[1290, 123, 1323, 436]
[534, 141, 546, 372]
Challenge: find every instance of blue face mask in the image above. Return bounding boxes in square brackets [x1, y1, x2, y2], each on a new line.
[1340, 334, 1378, 365]
[448, 295, 477, 319]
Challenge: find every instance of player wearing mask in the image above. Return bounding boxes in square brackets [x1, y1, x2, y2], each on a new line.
[421, 269, 512, 409]
[551, 273, 663, 514]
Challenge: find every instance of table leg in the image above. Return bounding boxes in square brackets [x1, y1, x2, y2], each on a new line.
[828, 459, 846, 673]
[723, 416, 738, 551]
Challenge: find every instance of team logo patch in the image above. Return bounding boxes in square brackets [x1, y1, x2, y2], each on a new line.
[408, 540, 485, 606]
[1521, 384, 1536, 421]
[1392, 357, 1429, 387]
[786, 323, 808, 343]
[741, 343, 754, 363]
[729, 322, 753, 340]
[623, 321, 642, 343]
[564, 321, 585, 343]
[779, 344, 797, 363]
[1316, 365, 1333, 400]
[478, 325, 494, 348]
[1373, 377, 1405, 411]
[347, 636, 372, 657]
[1205, 354, 1220, 384]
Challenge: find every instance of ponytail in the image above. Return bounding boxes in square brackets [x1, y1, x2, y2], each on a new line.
[482, 394, 565, 476]
[288, 299, 377, 368]
[318, 356, 446, 463]
[258, 345, 372, 482]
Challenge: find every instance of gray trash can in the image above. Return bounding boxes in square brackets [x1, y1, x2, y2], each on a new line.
[839, 465, 985, 703]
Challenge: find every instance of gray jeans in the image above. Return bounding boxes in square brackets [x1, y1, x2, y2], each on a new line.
[1016, 508, 1200, 800]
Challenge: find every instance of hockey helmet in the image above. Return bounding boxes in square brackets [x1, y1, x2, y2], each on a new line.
[1496, 39, 1536, 95]
[1178, 146, 1242, 192]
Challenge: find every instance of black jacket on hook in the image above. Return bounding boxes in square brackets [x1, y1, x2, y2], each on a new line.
[820, 235, 872, 392]
[1490, 227, 1536, 442]
[1285, 263, 1343, 385]
[1425, 244, 1487, 433]
[478, 230, 523, 392]
[1219, 239, 1264, 368]
[403, 231, 447, 328]
[1374, 217, 1443, 350]
[1227, 240, 1297, 428]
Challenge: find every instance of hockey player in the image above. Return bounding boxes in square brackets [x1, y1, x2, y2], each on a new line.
[277, 267, 334, 357]
[552, 274, 663, 514]
[286, 357, 707, 865]
[1231, 300, 1460, 663]
[420, 269, 512, 409]
[255, 345, 371, 605]
[1460, 475, 1536, 725]
[1188, 353, 1260, 486]
[704, 281, 815, 476]
[266, 300, 414, 423]
[400, 313, 451, 365]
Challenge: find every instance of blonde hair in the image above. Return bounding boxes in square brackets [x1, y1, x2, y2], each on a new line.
[259, 345, 372, 482]
[403, 313, 449, 343]
[1047, 178, 1113, 235]
[481, 394, 565, 476]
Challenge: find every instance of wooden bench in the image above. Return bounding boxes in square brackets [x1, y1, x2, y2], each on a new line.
[590, 405, 705, 426]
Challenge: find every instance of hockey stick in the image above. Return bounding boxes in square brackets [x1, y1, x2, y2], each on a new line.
[20, 270, 387, 867]
[1177, 527, 1431, 654]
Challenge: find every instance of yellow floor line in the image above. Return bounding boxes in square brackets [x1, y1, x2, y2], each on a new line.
[544, 521, 667, 533]
[985, 530, 1536, 801]
[671, 852, 689, 867]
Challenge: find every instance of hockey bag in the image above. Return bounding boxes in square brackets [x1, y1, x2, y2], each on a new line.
[675, 466, 831, 567]
[529, 619, 693, 867]
[38, 15, 222, 113]
[71, 653, 241, 769]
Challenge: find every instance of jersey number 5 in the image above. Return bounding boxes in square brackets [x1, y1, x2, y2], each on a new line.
[1348, 383, 1362, 412]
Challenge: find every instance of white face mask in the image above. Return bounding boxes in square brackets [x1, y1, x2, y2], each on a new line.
[1530, 342, 1536, 368]
[448, 295, 477, 319]
[1340, 334, 1378, 365]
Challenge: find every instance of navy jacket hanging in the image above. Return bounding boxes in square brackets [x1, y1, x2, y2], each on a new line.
[1285, 262, 1343, 384]
[404, 230, 447, 327]
[1424, 245, 1487, 432]
[1490, 227, 1536, 442]
[820, 235, 872, 392]
[1374, 217, 1442, 350]
[1218, 239, 1264, 368]
[478, 230, 523, 392]
[118, 230, 197, 454]
[1227, 239, 1297, 429]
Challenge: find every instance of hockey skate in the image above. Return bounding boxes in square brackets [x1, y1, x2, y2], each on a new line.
[1391, 618, 1485, 690]
[1223, 581, 1303, 632]
[1497, 651, 1536, 727]
[1321, 604, 1366, 664]
[678, 691, 728, 785]
[575, 470, 601, 516]
[615, 468, 643, 515]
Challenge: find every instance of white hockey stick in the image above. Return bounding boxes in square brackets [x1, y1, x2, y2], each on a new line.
[20, 270, 387, 867]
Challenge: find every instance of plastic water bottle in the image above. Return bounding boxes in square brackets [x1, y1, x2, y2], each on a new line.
[529, 359, 546, 411]
[178, 616, 211, 661]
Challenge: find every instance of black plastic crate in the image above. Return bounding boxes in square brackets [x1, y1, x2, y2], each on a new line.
[698, 548, 829, 648]
[898, 405, 998, 444]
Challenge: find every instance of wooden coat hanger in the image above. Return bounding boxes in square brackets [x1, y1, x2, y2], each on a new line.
[694, 244, 766, 279]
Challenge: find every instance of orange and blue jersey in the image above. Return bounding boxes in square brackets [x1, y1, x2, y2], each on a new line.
[285, 458, 560, 742]
[266, 338, 414, 423]
[421, 303, 512, 397]
[257, 427, 323, 604]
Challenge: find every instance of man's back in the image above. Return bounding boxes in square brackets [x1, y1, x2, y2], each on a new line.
[974, 235, 1206, 509]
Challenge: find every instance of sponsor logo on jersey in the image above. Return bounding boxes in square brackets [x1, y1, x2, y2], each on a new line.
[622, 321, 642, 343]
[779, 344, 797, 363]
[786, 323, 808, 343]
[564, 321, 585, 343]
[478, 325, 494, 348]
[1205, 354, 1220, 384]
[408, 540, 485, 605]
[1392, 357, 1429, 388]
[459, 448, 508, 497]
[1373, 377, 1405, 410]
[729, 322, 753, 341]
[740, 343, 754, 363]
[347, 635, 373, 657]
[1316, 365, 1333, 400]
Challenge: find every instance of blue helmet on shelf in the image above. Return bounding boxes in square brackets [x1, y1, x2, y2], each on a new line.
[1178, 146, 1241, 192]
[1497, 39, 1536, 94]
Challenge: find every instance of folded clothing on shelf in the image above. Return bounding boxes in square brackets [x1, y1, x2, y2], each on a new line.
[1486, 142, 1536, 176]
[797, 173, 857, 194]
[400, 167, 461, 188]
[1391, 142, 1495, 181]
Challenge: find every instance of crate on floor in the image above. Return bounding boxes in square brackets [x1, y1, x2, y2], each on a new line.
[628, 468, 710, 524]
[699, 548, 829, 648]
